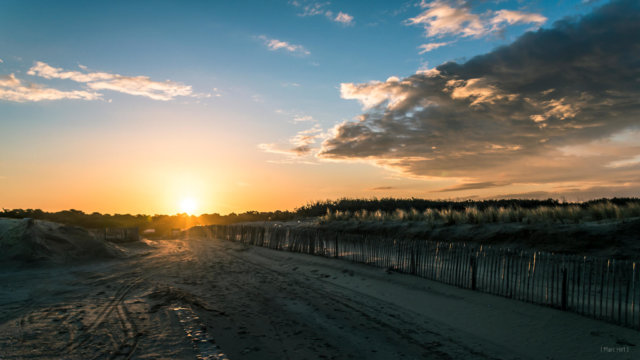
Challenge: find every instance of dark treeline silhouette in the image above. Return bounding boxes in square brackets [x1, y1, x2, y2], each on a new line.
[2, 197, 639, 237]
[0, 208, 294, 237]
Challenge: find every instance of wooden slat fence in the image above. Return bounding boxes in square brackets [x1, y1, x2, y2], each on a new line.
[198, 224, 640, 330]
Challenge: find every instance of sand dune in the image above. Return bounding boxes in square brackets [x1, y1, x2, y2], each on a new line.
[0, 218, 123, 264]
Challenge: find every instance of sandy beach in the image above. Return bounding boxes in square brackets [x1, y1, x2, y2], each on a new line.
[1, 235, 638, 359]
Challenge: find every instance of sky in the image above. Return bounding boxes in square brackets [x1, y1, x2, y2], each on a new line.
[1, 0, 639, 215]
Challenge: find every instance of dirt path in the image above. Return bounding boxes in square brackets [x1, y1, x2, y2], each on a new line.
[0, 238, 637, 359]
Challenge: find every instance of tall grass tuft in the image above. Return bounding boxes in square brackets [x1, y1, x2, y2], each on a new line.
[319, 201, 640, 226]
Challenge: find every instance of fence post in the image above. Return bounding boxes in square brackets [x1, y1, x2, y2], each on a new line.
[471, 255, 477, 290]
[625, 267, 631, 326]
[410, 247, 417, 275]
[562, 266, 568, 310]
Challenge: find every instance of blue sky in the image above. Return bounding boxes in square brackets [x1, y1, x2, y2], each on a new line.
[1, 0, 635, 214]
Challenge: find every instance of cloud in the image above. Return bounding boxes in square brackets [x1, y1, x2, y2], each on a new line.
[291, 1, 354, 25]
[257, 35, 310, 56]
[87, 78, 191, 101]
[258, 143, 297, 156]
[606, 154, 640, 168]
[26, 61, 196, 101]
[258, 142, 320, 165]
[418, 41, 452, 53]
[339, 76, 417, 110]
[259, 124, 324, 160]
[290, 124, 324, 153]
[407, 1, 486, 38]
[294, 1, 329, 16]
[433, 181, 508, 192]
[318, 0, 640, 195]
[489, 183, 640, 202]
[251, 94, 265, 103]
[445, 77, 518, 106]
[28, 61, 114, 82]
[406, 1, 546, 40]
[293, 115, 314, 123]
[211, 87, 223, 97]
[369, 186, 395, 191]
[334, 12, 354, 25]
[0, 74, 22, 88]
[491, 10, 547, 27]
[276, 108, 317, 123]
[0, 73, 100, 102]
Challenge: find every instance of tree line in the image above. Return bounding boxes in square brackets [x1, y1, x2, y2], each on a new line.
[0, 208, 294, 237]
[2, 197, 638, 237]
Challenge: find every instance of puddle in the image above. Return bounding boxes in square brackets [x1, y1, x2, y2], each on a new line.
[173, 306, 230, 360]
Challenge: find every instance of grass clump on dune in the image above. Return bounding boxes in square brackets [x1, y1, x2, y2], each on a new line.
[319, 201, 640, 226]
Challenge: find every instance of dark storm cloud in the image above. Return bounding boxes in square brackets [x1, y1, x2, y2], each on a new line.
[319, 0, 640, 186]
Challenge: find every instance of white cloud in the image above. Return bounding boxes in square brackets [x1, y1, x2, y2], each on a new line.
[416, 61, 441, 76]
[406, 1, 547, 41]
[27, 61, 194, 101]
[334, 12, 354, 25]
[258, 35, 310, 56]
[0, 73, 100, 102]
[418, 41, 451, 53]
[28, 61, 113, 82]
[86, 78, 191, 101]
[259, 124, 324, 158]
[491, 10, 547, 27]
[0, 74, 21, 88]
[275, 108, 316, 123]
[293, 115, 314, 123]
[296, 1, 329, 17]
[340, 76, 416, 110]
[407, 1, 485, 38]
[291, 124, 323, 147]
[291, 1, 354, 25]
[0, 58, 4, 63]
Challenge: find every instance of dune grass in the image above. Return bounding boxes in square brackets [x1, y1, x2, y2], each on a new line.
[319, 201, 640, 226]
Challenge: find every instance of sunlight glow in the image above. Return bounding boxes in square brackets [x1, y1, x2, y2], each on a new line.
[179, 197, 198, 215]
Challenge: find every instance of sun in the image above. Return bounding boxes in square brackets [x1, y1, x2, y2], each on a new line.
[179, 197, 198, 215]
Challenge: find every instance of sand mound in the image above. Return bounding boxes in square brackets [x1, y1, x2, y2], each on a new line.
[0, 217, 124, 265]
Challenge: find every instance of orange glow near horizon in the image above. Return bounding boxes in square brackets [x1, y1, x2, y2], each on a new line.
[179, 197, 198, 215]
